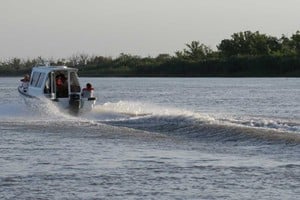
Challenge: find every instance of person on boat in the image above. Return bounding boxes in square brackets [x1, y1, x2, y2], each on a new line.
[56, 74, 68, 97]
[20, 74, 30, 91]
[81, 83, 94, 98]
[56, 75, 63, 87]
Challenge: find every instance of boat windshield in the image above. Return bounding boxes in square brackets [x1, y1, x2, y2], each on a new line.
[70, 72, 81, 93]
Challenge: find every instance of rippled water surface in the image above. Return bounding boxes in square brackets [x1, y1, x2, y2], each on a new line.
[0, 77, 299, 199]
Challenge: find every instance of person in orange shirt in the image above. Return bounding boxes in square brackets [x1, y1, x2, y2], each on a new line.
[56, 74, 67, 97]
[56, 76, 63, 87]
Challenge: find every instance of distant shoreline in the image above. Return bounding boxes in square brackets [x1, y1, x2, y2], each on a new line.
[2, 74, 299, 78]
[1, 31, 300, 77]
[3, 57, 299, 77]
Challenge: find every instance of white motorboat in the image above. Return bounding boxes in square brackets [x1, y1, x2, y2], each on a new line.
[18, 65, 96, 114]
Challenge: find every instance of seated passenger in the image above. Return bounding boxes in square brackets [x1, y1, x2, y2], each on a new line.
[81, 83, 94, 98]
[20, 74, 30, 91]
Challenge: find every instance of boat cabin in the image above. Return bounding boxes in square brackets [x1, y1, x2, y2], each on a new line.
[28, 65, 81, 100]
[18, 65, 96, 113]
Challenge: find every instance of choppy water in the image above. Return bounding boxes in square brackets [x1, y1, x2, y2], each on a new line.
[0, 77, 299, 199]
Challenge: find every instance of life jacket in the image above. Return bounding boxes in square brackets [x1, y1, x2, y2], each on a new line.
[82, 87, 94, 98]
[83, 87, 94, 91]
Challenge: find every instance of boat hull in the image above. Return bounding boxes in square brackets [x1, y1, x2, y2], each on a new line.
[18, 86, 96, 115]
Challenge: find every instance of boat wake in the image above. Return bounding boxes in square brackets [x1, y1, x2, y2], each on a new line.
[1, 100, 299, 144]
[0, 97, 74, 121]
[85, 101, 300, 144]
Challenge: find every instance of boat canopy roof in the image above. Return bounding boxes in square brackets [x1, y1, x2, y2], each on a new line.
[32, 65, 78, 74]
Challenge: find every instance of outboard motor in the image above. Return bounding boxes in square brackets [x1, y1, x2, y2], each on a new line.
[69, 93, 81, 113]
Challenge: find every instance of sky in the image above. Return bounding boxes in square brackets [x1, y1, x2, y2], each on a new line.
[0, 0, 300, 60]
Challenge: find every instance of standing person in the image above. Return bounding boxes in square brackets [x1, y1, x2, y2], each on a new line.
[81, 83, 94, 98]
[56, 75, 63, 87]
[56, 74, 67, 97]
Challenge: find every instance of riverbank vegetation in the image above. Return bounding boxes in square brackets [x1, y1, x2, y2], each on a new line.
[1, 31, 300, 77]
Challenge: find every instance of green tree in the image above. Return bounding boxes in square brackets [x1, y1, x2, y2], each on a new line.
[291, 31, 300, 55]
[217, 39, 237, 57]
[175, 41, 212, 60]
[184, 41, 212, 60]
[275, 35, 293, 56]
[218, 31, 281, 57]
[10, 58, 21, 70]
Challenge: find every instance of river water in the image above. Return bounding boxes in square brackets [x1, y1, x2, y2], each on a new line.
[0, 77, 299, 199]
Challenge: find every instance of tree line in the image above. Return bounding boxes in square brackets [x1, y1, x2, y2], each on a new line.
[1, 30, 300, 77]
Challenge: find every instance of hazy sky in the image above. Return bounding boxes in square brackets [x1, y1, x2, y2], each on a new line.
[1, 0, 299, 59]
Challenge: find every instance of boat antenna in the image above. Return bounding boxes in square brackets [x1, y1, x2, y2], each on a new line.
[35, 60, 50, 67]
[44, 61, 50, 66]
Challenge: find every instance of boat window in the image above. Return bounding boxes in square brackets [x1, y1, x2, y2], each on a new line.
[70, 72, 81, 93]
[30, 72, 40, 87]
[30, 72, 45, 88]
[37, 73, 45, 88]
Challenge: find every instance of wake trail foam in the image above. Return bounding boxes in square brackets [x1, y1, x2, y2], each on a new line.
[90, 101, 215, 121]
[0, 97, 76, 122]
[2, 99, 299, 144]
[219, 116, 300, 133]
[92, 101, 300, 144]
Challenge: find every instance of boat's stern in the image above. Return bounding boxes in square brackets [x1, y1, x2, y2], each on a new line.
[69, 93, 82, 113]
[67, 93, 97, 114]
[80, 97, 97, 112]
